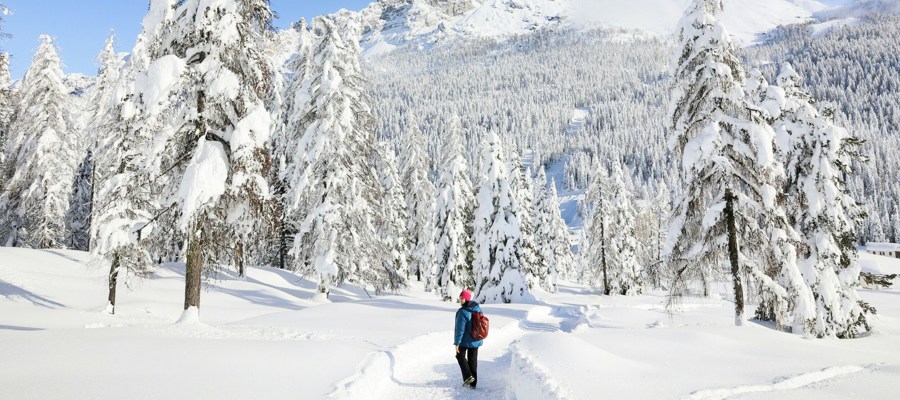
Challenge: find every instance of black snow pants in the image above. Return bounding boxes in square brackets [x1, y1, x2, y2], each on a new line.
[456, 346, 478, 387]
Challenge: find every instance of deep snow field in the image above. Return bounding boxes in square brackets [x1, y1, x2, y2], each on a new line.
[1, 247, 899, 400]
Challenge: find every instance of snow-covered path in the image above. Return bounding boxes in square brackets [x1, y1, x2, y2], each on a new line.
[328, 290, 594, 399]
[329, 306, 534, 399]
[325, 274, 900, 400]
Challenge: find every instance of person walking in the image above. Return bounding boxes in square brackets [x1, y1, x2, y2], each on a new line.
[453, 289, 483, 389]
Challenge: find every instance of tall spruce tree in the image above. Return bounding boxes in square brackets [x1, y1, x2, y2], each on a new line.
[65, 35, 123, 252]
[606, 164, 643, 295]
[643, 181, 672, 289]
[580, 166, 611, 291]
[272, 18, 315, 270]
[374, 141, 409, 291]
[472, 131, 529, 303]
[433, 114, 475, 300]
[509, 153, 541, 288]
[147, 0, 275, 312]
[400, 116, 436, 288]
[771, 63, 871, 337]
[0, 35, 74, 248]
[90, 0, 173, 314]
[283, 16, 390, 297]
[533, 167, 571, 291]
[666, 0, 811, 329]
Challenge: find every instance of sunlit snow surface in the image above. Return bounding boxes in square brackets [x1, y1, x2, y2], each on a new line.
[2, 245, 899, 399]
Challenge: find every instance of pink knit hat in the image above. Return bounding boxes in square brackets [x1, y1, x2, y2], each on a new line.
[459, 290, 472, 301]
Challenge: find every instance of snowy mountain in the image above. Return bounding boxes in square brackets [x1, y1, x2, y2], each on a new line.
[817, 0, 900, 18]
[356, 0, 841, 56]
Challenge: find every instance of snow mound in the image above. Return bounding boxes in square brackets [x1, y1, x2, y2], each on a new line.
[175, 306, 201, 325]
[508, 332, 654, 400]
[685, 365, 867, 400]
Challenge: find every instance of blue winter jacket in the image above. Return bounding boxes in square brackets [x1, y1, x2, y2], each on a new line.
[454, 301, 484, 348]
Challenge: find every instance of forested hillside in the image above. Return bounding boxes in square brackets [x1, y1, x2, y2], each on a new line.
[368, 28, 673, 200]
[368, 12, 900, 245]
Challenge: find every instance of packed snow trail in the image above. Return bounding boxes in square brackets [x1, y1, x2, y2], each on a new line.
[327, 298, 592, 399]
[328, 305, 533, 399]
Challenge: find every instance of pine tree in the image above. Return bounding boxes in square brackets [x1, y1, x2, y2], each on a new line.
[148, 0, 275, 311]
[64, 35, 123, 252]
[772, 63, 871, 337]
[284, 16, 390, 297]
[532, 167, 554, 288]
[472, 131, 529, 303]
[533, 167, 571, 291]
[0, 35, 75, 248]
[666, 0, 810, 328]
[551, 180, 575, 285]
[400, 116, 436, 288]
[272, 18, 315, 270]
[509, 153, 541, 288]
[643, 181, 672, 289]
[580, 166, 611, 291]
[434, 114, 475, 300]
[374, 141, 409, 291]
[606, 164, 643, 295]
[90, 0, 173, 314]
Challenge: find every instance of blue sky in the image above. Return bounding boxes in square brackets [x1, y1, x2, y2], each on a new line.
[0, 0, 373, 80]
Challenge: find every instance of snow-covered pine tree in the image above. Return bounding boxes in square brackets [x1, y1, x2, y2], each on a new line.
[472, 131, 530, 303]
[399, 116, 436, 288]
[580, 166, 610, 291]
[271, 18, 316, 270]
[531, 166, 554, 288]
[666, 0, 809, 328]
[549, 178, 574, 289]
[90, 3, 173, 315]
[433, 114, 475, 300]
[606, 164, 643, 295]
[147, 0, 275, 310]
[533, 167, 571, 291]
[284, 16, 389, 297]
[64, 35, 123, 252]
[0, 35, 75, 248]
[509, 152, 541, 288]
[89, 0, 178, 313]
[374, 141, 409, 291]
[771, 63, 871, 338]
[643, 181, 672, 289]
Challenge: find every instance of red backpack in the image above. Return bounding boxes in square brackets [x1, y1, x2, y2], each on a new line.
[471, 311, 489, 340]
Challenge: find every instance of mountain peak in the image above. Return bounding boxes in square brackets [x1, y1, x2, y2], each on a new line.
[355, 0, 840, 57]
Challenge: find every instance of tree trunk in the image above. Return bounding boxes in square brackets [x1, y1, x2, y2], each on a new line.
[235, 241, 244, 278]
[601, 215, 610, 295]
[107, 253, 119, 314]
[724, 189, 744, 326]
[86, 154, 96, 252]
[184, 219, 203, 310]
[317, 279, 329, 297]
[277, 201, 287, 270]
